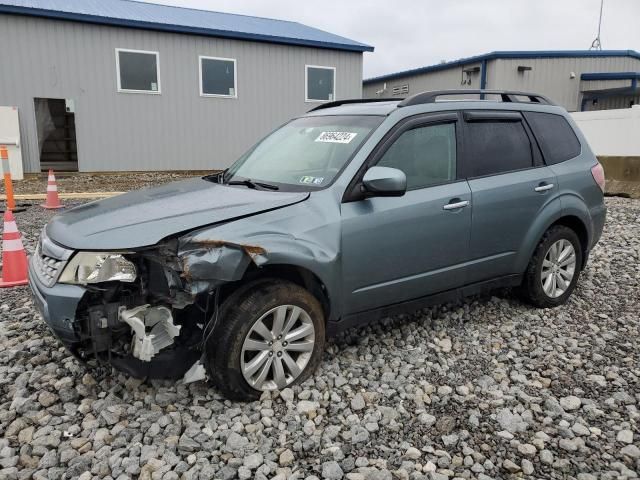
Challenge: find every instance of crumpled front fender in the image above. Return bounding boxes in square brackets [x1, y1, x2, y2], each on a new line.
[177, 231, 337, 297]
[175, 193, 342, 316]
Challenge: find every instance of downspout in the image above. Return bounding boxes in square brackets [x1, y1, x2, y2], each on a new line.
[480, 59, 488, 99]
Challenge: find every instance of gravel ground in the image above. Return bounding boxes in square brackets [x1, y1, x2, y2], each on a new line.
[0, 197, 638, 480]
[1, 172, 202, 196]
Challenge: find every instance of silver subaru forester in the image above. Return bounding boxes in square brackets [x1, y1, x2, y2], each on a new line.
[30, 90, 606, 400]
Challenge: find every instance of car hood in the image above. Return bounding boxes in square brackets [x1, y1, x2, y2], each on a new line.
[46, 178, 309, 250]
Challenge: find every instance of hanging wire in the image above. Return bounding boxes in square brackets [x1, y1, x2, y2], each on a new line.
[589, 0, 604, 50]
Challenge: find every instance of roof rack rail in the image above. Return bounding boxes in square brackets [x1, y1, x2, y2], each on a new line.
[308, 98, 400, 112]
[397, 89, 555, 107]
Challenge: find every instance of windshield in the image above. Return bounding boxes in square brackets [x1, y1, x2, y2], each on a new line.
[223, 115, 383, 190]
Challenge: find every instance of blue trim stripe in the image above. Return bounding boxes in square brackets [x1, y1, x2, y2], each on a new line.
[0, 1, 374, 52]
[364, 50, 640, 84]
[581, 72, 640, 81]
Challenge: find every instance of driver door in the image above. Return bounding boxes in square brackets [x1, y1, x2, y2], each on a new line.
[340, 113, 472, 315]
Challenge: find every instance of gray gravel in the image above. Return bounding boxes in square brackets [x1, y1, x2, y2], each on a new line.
[1, 197, 639, 480]
[1, 172, 201, 196]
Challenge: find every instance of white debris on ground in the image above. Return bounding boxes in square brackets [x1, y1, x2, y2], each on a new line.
[0, 196, 638, 480]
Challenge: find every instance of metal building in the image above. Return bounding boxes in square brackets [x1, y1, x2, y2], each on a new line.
[0, 0, 372, 173]
[363, 50, 640, 113]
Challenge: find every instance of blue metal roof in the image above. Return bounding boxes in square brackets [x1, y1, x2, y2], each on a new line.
[364, 50, 640, 84]
[0, 0, 374, 52]
[581, 71, 640, 81]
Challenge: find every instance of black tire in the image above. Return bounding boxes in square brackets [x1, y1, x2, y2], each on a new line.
[205, 279, 325, 401]
[520, 225, 583, 308]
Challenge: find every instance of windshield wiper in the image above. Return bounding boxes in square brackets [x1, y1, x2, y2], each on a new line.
[227, 179, 279, 190]
[203, 169, 226, 183]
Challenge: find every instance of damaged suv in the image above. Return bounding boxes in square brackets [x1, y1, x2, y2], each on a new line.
[29, 90, 606, 400]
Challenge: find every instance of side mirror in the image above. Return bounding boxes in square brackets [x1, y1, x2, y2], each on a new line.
[362, 166, 407, 197]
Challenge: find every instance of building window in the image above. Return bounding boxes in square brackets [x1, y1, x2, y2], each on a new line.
[306, 65, 335, 102]
[200, 56, 237, 98]
[116, 49, 160, 94]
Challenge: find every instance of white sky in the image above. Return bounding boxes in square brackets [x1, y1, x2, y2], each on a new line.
[142, 0, 640, 78]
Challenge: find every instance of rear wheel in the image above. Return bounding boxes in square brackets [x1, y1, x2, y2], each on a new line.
[521, 225, 583, 308]
[205, 279, 325, 401]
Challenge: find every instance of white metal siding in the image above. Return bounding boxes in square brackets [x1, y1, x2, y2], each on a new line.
[581, 79, 633, 91]
[0, 14, 364, 172]
[363, 63, 483, 99]
[587, 95, 640, 111]
[487, 57, 640, 111]
[364, 56, 640, 112]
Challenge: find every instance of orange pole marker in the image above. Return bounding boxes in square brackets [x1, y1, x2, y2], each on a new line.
[1, 146, 16, 211]
[0, 209, 28, 287]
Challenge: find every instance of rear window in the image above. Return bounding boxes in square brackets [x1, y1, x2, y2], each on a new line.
[523, 112, 581, 165]
[465, 121, 533, 177]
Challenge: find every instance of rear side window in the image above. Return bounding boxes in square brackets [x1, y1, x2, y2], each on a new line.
[523, 112, 581, 165]
[465, 121, 533, 177]
[377, 123, 457, 190]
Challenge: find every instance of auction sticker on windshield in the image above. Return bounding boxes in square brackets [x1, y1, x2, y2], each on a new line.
[299, 176, 324, 185]
[315, 131, 358, 144]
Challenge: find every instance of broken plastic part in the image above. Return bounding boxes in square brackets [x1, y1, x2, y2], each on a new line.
[119, 304, 181, 362]
[182, 360, 207, 384]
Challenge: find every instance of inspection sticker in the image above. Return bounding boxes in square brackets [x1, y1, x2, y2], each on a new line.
[299, 176, 325, 185]
[315, 131, 358, 144]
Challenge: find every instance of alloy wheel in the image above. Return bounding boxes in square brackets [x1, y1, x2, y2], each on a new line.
[241, 305, 315, 390]
[541, 239, 576, 298]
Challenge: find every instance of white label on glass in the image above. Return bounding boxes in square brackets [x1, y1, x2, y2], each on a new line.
[315, 131, 357, 144]
[299, 176, 324, 185]
[151, 82, 158, 91]
[229, 87, 235, 96]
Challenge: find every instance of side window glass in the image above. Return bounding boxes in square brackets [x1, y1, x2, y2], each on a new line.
[377, 123, 457, 190]
[523, 112, 581, 165]
[465, 121, 533, 177]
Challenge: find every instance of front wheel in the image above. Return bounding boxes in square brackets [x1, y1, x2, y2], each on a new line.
[520, 225, 583, 308]
[205, 280, 325, 401]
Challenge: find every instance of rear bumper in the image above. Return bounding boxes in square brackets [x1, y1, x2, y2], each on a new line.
[28, 255, 86, 347]
[590, 202, 607, 249]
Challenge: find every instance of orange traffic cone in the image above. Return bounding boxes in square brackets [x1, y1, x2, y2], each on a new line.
[0, 210, 28, 287]
[42, 169, 62, 209]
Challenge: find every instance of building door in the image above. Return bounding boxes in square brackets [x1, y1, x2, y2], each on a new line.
[34, 98, 78, 171]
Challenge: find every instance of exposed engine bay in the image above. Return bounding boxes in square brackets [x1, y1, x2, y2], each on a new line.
[69, 236, 266, 382]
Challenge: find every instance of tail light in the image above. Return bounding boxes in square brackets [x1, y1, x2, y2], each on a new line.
[591, 162, 606, 193]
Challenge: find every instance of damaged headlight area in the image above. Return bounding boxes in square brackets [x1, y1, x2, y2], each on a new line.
[59, 252, 137, 285]
[71, 288, 206, 382]
[63, 239, 265, 383]
[59, 239, 266, 381]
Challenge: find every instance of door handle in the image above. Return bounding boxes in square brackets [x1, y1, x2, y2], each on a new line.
[443, 200, 470, 210]
[534, 183, 554, 192]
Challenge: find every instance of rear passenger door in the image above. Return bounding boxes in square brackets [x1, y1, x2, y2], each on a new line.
[461, 111, 558, 283]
